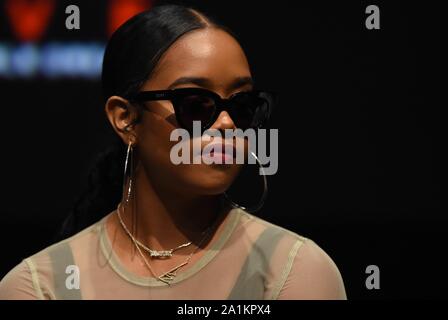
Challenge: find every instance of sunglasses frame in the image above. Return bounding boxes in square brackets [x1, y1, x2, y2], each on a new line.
[128, 87, 276, 131]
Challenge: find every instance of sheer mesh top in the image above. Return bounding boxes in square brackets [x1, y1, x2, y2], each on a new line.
[0, 208, 347, 300]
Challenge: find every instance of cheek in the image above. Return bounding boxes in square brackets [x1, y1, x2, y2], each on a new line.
[137, 112, 177, 168]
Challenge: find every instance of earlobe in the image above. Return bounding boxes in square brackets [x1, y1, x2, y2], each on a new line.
[128, 133, 137, 146]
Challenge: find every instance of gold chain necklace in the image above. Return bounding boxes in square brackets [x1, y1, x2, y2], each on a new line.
[116, 203, 217, 285]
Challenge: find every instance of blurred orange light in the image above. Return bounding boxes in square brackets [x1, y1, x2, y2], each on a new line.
[5, 0, 55, 42]
[108, 0, 153, 37]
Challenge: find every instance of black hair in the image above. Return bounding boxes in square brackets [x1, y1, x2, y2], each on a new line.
[56, 4, 233, 240]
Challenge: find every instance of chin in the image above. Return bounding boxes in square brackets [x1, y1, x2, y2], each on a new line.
[192, 171, 237, 196]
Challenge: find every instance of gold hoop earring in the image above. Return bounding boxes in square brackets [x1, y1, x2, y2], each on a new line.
[121, 139, 138, 256]
[122, 140, 134, 206]
[223, 151, 268, 213]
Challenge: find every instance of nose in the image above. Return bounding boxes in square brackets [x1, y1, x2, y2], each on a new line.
[209, 110, 236, 132]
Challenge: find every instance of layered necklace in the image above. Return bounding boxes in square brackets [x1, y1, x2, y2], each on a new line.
[116, 202, 219, 285]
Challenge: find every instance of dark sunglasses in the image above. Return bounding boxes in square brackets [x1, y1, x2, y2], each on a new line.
[128, 87, 276, 132]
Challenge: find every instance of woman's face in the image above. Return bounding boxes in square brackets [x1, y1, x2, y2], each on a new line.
[132, 28, 253, 197]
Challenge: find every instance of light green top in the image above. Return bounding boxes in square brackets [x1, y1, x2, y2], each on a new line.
[0, 208, 346, 300]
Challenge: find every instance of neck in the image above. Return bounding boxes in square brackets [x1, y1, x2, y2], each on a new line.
[118, 162, 228, 253]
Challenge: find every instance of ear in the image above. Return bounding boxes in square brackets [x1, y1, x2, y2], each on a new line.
[104, 95, 138, 144]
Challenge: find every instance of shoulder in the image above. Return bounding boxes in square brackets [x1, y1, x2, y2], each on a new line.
[236, 210, 346, 300]
[0, 215, 107, 300]
[0, 259, 40, 299]
[25, 216, 104, 267]
[277, 238, 347, 300]
[236, 209, 309, 245]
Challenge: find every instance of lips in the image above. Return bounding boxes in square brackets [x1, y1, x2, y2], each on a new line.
[201, 142, 236, 163]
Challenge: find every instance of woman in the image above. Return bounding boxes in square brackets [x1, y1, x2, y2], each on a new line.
[0, 4, 346, 299]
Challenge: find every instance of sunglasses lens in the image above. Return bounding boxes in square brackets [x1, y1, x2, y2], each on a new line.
[230, 92, 271, 129]
[173, 90, 274, 132]
[175, 94, 216, 131]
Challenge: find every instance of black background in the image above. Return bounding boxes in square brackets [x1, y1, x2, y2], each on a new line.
[0, 0, 445, 299]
